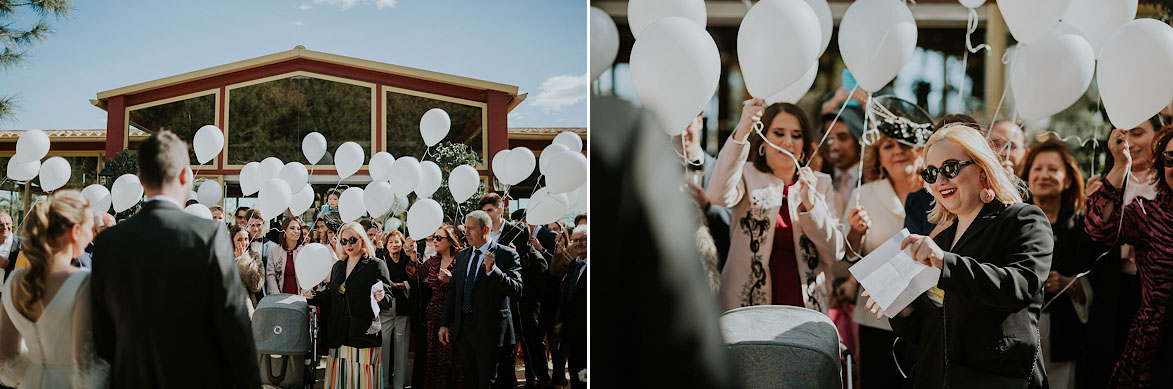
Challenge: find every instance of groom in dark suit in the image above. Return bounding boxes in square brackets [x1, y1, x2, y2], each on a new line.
[91, 130, 260, 388]
[440, 210, 524, 388]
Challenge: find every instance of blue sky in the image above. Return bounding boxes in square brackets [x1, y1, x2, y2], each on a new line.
[0, 0, 587, 129]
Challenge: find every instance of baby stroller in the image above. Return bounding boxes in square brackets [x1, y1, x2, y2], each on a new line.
[720, 305, 854, 388]
[254, 293, 319, 388]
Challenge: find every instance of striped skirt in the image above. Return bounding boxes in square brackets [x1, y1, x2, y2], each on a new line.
[324, 346, 383, 389]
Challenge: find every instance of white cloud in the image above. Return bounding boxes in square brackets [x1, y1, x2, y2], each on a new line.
[508, 110, 525, 121]
[290, 20, 305, 26]
[298, 3, 312, 10]
[529, 74, 587, 113]
[310, 0, 395, 10]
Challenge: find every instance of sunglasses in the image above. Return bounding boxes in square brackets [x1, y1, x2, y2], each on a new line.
[340, 237, 361, 246]
[1163, 151, 1173, 166]
[431, 235, 448, 242]
[921, 160, 977, 184]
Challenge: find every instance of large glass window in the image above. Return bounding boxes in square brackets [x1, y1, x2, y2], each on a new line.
[128, 93, 216, 165]
[385, 90, 485, 163]
[228, 75, 373, 165]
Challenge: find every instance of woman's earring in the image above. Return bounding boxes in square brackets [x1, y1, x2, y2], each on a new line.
[980, 187, 996, 203]
[758, 144, 766, 156]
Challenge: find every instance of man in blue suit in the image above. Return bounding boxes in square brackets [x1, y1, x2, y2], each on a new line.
[440, 210, 524, 388]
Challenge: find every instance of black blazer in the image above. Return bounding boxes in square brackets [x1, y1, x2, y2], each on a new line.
[560, 258, 587, 358]
[1043, 211, 1108, 361]
[535, 225, 558, 260]
[890, 201, 1053, 389]
[498, 222, 546, 302]
[2, 235, 22, 284]
[309, 255, 393, 348]
[442, 241, 523, 349]
[375, 248, 413, 317]
[91, 200, 260, 388]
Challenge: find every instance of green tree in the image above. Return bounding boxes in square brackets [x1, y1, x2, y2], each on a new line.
[423, 141, 486, 224]
[0, 0, 73, 121]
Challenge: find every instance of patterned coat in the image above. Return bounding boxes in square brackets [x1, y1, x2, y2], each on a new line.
[707, 136, 845, 313]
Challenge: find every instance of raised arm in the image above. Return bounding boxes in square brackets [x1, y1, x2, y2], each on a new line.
[797, 173, 846, 266]
[706, 99, 763, 208]
[485, 248, 524, 299]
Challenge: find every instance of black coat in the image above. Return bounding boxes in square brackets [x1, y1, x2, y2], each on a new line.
[309, 255, 393, 348]
[91, 200, 260, 388]
[1, 235, 22, 284]
[560, 258, 587, 358]
[376, 248, 414, 317]
[442, 241, 523, 349]
[890, 201, 1053, 389]
[1043, 211, 1108, 361]
[498, 222, 547, 303]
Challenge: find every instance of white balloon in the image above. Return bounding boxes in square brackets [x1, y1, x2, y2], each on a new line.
[505, 147, 536, 185]
[407, 199, 443, 241]
[416, 161, 442, 199]
[526, 188, 570, 226]
[278, 162, 309, 193]
[239, 162, 262, 196]
[449, 164, 480, 203]
[765, 62, 819, 104]
[630, 17, 721, 136]
[491, 149, 511, 183]
[383, 217, 403, 232]
[368, 152, 396, 182]
[590, 7, 620, 81]
[578, 180, 590, 214]
[111, 174, 143, 213]
[338, 186, 366, 222]
[627, 0, 706, 39]
[258, 157, 283, 186]
[184, 204, 213, 220]
[364, 181, 395, 217]
[545, 151, 588, 194]
[193, 125, 224, 164]
[197, 180, 223, 207]
[334, 142, 364, 180]
[389, 157, 422, 196]
[420, 108, 451, 147]
[552, 132, 583, 154]
[1010, 24, 1095, 122]
[998, 0, 1072, 44]
[390, 194, 410, 215]
[302, 132, 327, 165]
[839, 0, 918, 93]
[82, 184, 112, 213]
[289, 184, 315, 216]
[38, 156, 70, 192]
[804, 0, 833, 55]
[738, 0, 821, 99]
[13, 130, 49, 163]
[257, 178, 293, 221]
[1098, 19, 1173, 129]
[295, 243, 334, 288]
[1061, 0, 1136, 58]
[540, 144, 570, 175]
[6, 159, 38, 182]
[188, 190, 198, 201]
[960, 0, 985, 9]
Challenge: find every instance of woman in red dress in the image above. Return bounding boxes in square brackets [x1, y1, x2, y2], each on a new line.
[425, 224, 465, 389]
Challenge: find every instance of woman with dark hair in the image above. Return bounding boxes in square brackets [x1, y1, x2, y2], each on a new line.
[1084, 126, 1173, 387]
[423, 224, 465, 388]
[266, 217, 305, 295]
[707, 98, 845, 312]
[1019, 138, 1107, 388]
[229, 224, 264, 318]
[376, 230, 415, 389]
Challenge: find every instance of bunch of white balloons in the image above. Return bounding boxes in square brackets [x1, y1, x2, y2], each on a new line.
[6, 130, 75, 193]
[485, 131, 587, 226]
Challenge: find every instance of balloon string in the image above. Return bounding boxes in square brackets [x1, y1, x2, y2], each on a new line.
[674, 134, 704, 167]
[958, 8, 991, 107]
[855, 94, 879, 210]
[806, 84, 861, 168]
[988, 47, 1020, 133]
[741, 0, 752, 9]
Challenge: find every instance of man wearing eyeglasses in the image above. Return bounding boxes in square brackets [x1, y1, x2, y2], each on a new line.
[439, 210, 523, 388]
[478, 193, 549, 388]
[558, 225, 588, 389]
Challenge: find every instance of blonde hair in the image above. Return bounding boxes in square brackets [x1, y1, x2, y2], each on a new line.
[924, 124, 1027, 225]
[862, 133, 925, 184]
[13, 190, 90, 319]
[338, 221, 376, 259]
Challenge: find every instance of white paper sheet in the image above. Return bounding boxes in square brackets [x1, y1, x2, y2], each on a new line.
[848, 229, 942, 318]
[371, 281, 384, 317]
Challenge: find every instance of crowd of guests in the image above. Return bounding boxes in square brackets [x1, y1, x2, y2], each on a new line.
[680, 91, 1173, 388]
[0, 130, 590, 389]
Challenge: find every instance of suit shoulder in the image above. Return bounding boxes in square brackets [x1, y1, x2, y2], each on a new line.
[1005, 202, 1047, 221]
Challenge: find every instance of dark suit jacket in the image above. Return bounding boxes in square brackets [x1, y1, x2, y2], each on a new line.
[2, 236, 22, 284]
[498, 222, 546, 303]
[535, 225, 558, 260]
[903, 189, 936, 236]
[309, 255, 393, 348]
[559, 258, 587, 358]
[91, 200, 260, 388]
[699, 153, 732, 268]
[442, 241, 523, 349]
[890, 201, 1052, 389]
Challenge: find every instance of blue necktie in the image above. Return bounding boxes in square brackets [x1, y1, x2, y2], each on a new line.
[463, 250, 481, 313]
